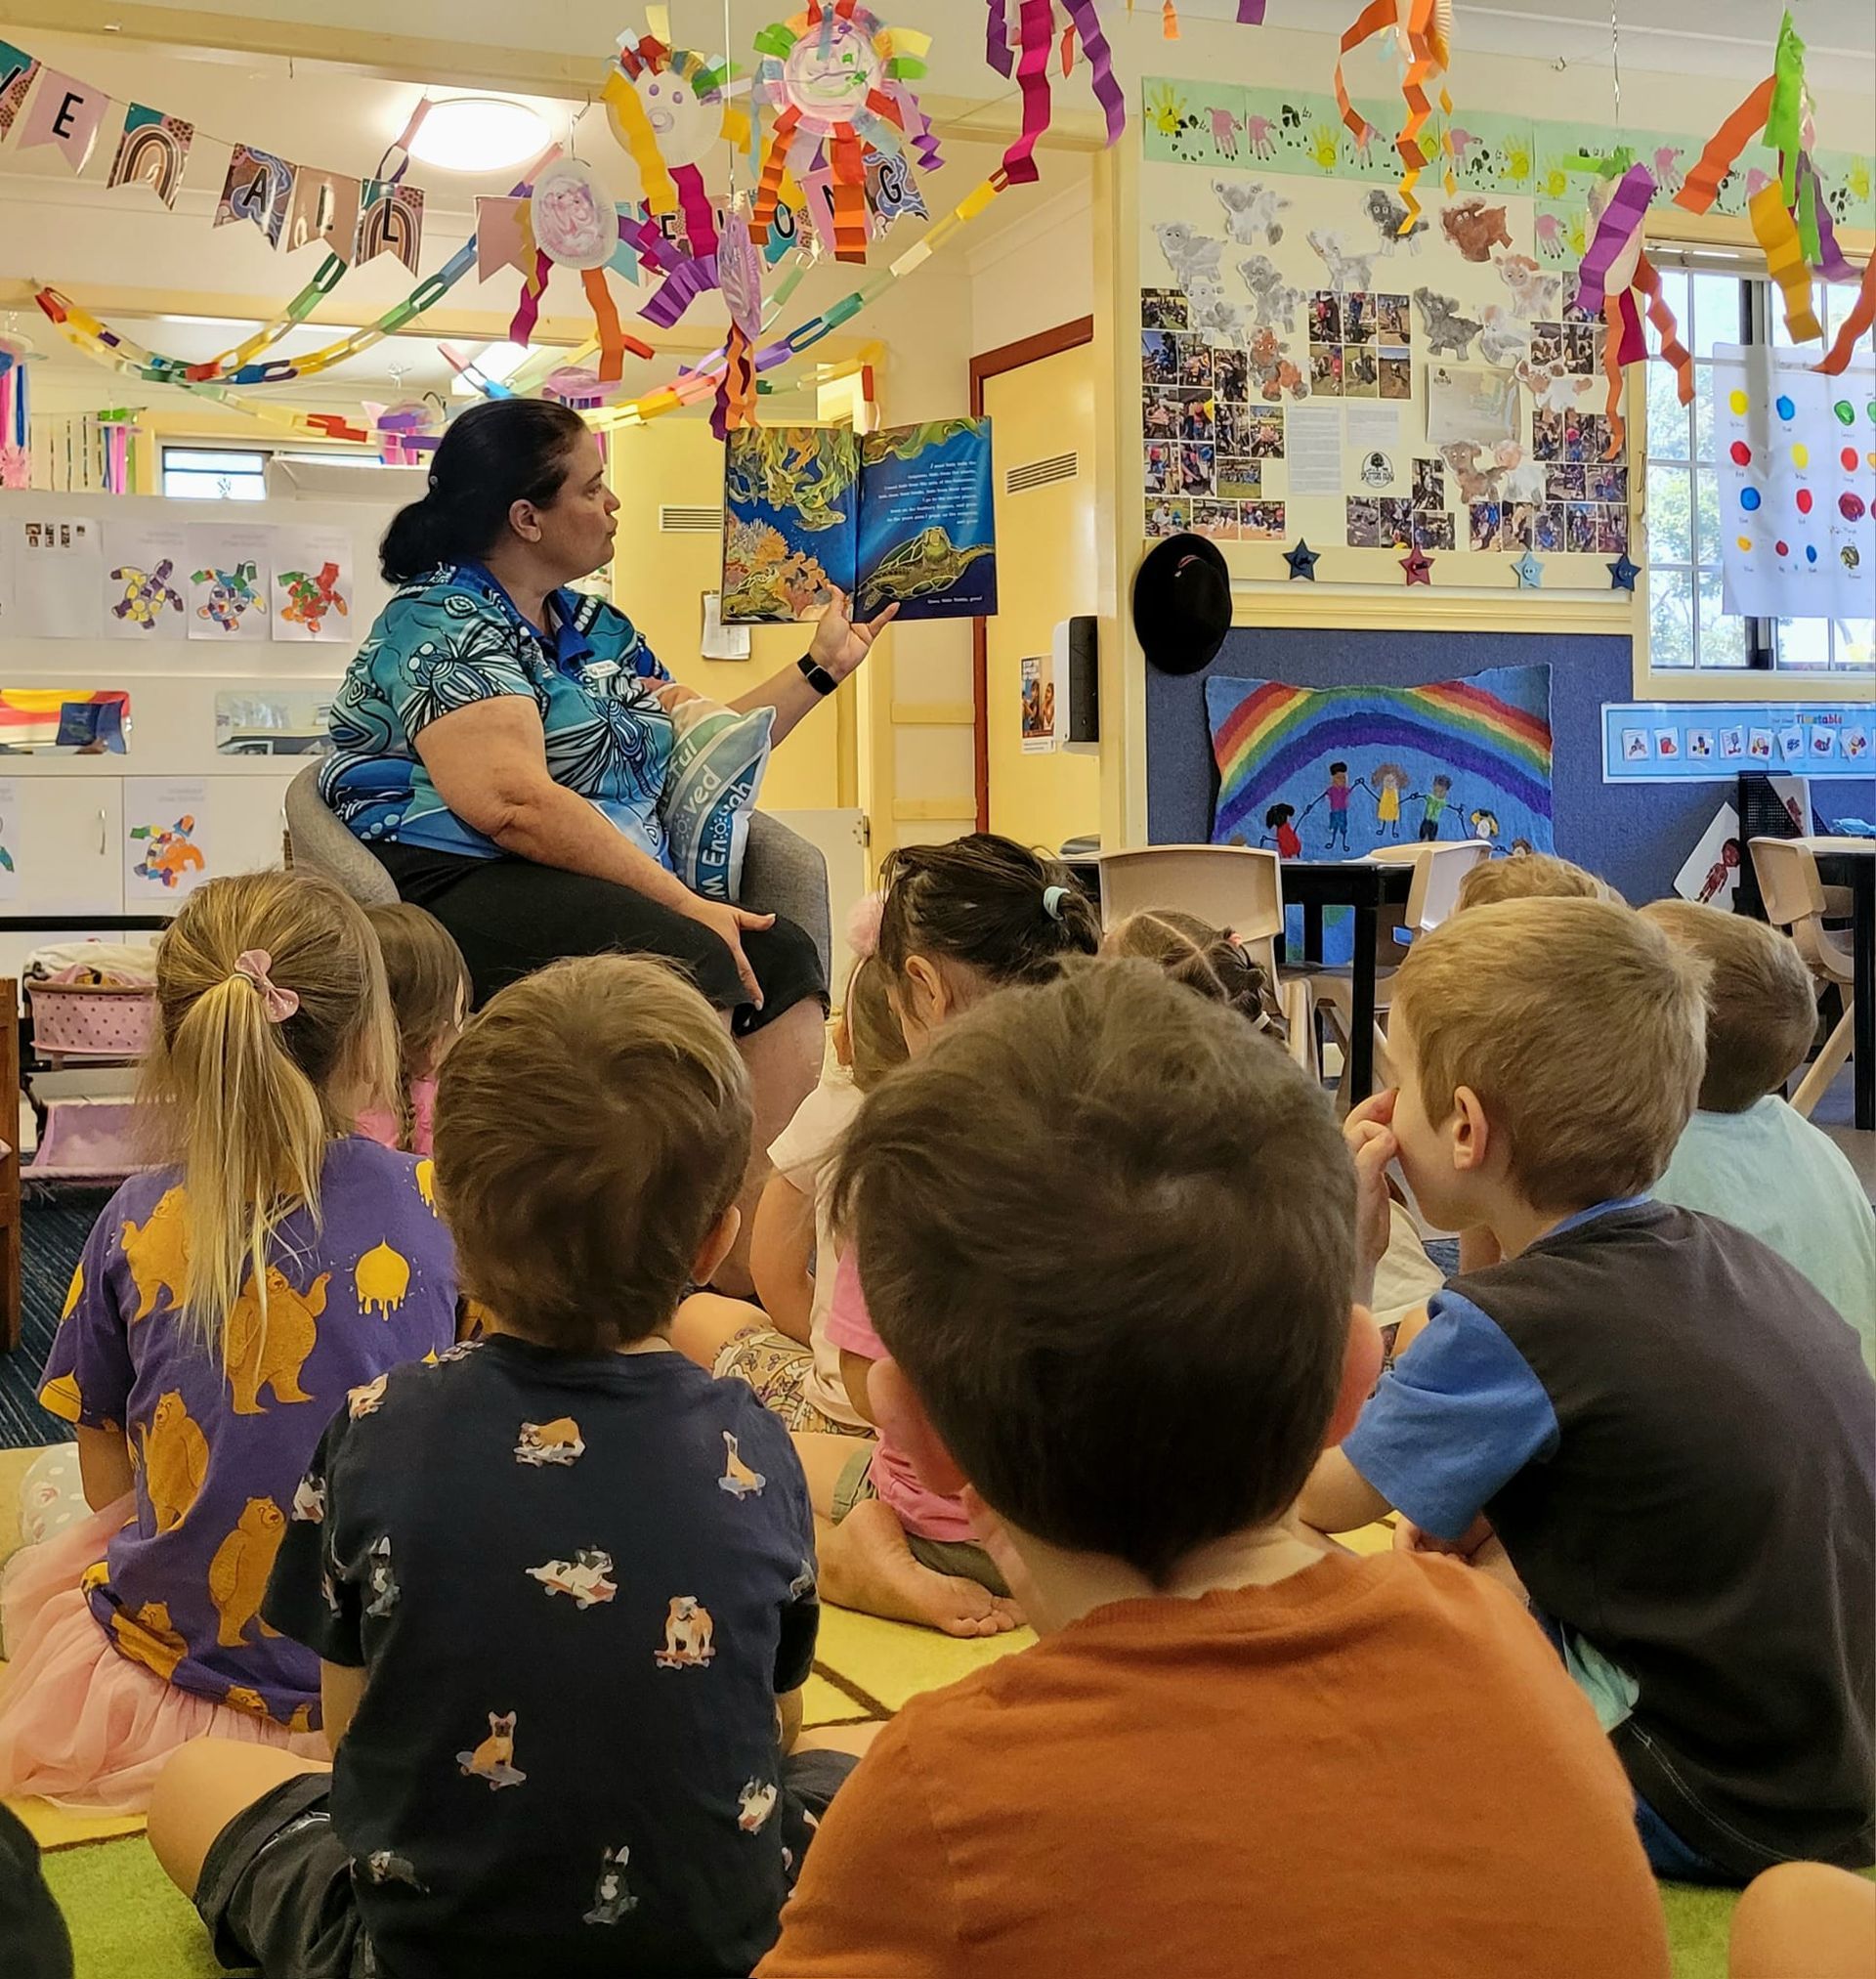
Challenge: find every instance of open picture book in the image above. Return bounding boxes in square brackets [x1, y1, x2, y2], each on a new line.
[721, 418, 998, 625]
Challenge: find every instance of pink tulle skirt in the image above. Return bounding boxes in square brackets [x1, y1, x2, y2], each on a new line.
[0, 1495, 325, 1814]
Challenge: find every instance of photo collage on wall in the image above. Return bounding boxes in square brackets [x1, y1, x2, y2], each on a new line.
[1142, 289, 1288, 544]
[1307, 290, 1412, 404]
[1346, 451, 1455, 552]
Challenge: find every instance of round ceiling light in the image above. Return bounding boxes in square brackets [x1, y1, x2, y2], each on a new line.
[405, 97, 551, 173]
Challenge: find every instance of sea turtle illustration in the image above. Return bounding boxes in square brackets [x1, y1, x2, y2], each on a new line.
[859, 527, 993, 611]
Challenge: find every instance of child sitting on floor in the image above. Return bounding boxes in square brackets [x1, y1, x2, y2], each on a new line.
[149, 956, 870, 1979]
[670, 898, 907, 1436]
[357, 902, 470, 1156]
[791, 836, 1100, 1640]
[1105, 906, 1441, 1341]
[0, 874, 456, 1811]
[758, 961, 1672, 1979]
[1298, 899, 1874, 1884]
[1642, 899, 1875, 1371]
[1455, 847, 1614, 911]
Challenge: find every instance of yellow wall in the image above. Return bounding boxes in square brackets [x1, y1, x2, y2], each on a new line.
[606, 418, 851, 816]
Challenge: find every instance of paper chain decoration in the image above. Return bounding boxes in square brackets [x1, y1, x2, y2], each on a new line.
[1673, 10, 1869, 372]
[751, 4, 938, 263]
[1335, 0, 1455, 234]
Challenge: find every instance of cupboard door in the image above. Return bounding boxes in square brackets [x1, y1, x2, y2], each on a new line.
[10, 777, 124, 918]
[202, 776, 292, 879]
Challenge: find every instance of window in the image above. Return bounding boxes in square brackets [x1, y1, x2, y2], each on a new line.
[160, 447, 269, 502]
[1642, 265, 1871, 674]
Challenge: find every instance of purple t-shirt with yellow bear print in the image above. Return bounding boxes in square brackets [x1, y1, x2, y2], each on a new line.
[37, 1136, 457, 1730]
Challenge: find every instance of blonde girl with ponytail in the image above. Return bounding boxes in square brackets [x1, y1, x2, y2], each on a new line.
[0, 873, 459, 1813]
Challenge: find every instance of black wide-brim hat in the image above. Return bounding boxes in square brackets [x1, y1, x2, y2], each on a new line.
[1132, 532, 1231, 675]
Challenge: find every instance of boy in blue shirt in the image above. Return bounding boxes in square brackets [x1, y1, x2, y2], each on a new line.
[1300, 898, 1873, 1884]
[1642, 898, 1875, 1371]
[149, 957, 867, 1979]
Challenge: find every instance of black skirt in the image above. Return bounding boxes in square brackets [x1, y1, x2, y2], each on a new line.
[372, 843, 827, 1038]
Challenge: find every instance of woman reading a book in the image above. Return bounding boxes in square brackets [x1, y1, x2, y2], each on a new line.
[320, 397, 891, 1287]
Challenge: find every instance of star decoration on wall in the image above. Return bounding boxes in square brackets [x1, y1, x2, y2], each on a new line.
[1400, 545, 1434, 586]
[1607, 553, 1641, 591]
[1284, 538, 1319, 581]
[1512, 550, 1545, 589]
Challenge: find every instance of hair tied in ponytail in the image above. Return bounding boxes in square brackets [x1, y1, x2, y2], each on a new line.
[232, 950, 300, 1024]
[1042, 885, 1070, 924]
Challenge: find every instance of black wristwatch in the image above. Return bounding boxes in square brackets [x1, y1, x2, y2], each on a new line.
[797, 654, 838, 697]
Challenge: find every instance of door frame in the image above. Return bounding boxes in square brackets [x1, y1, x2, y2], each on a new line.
[969, 316, 1095, 833]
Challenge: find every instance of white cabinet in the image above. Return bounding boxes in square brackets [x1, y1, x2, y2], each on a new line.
[205, 775, 291, 878]
[14, 776, 123, 918]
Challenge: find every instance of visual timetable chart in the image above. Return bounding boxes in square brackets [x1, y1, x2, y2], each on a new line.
[1602, 701, 1875, 782]
[1711, 345, 1874, 622]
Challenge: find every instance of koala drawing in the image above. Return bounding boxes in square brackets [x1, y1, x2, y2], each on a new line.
[1363, 187, 1428, 251]
[1494, 252, 1560, 319]
[1153, 220, 1224, 290]
[1415, 288, 1482, 360]
[1236, 255, 1304, 329]
[1306, 230, 1377, 294]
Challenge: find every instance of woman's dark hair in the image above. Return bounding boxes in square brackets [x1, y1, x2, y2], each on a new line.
[380, 399, 590, 584]
[876, 834, 1100, 989]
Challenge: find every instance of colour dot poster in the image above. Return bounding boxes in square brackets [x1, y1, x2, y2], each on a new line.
[270, 528, 354, 643]
[1711, 344, 1874, 622]
[185, 525, 272, 644]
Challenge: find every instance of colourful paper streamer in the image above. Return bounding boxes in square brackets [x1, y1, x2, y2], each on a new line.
[1632, 251, 1693, 409]
[1574, 162, 1653, 318]
[1816, 255, 1876, 376]
[1061, 0, 1126, 149]
[1674, 75, 1773, 215]
[1750, 177, 1823, 342]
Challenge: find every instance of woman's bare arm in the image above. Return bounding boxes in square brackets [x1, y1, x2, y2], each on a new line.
[413, 697, 770, 1001]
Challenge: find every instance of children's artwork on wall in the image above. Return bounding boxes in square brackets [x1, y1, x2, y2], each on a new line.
[0, 777, 18, 899]
[1021, 651, 1055, 754]
[186, 527, 271, 644]
[1137, 89, 1633, 584]
[1, 516, 103, 637]
[125, 778, 210, 902]
[0, 687, 129, 753]
[1205, 665, 1555, 862]
[269, 530, 354, 643]
[1674, 803, 1743, 909]
[1710, 344, 1874, 622]
[105, 522, 189, 642]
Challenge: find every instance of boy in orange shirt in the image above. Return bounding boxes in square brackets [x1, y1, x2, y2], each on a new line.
[760, 960, 1670, 1979]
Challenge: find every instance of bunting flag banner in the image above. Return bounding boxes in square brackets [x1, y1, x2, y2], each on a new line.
[356, 180, 425, 274]
[476, 195, 533, 280]
[18, 67, 110, 171]
[284, 169, 362, 260]
[216, 144, 297, 247]
[0, 41, 38, 140]
[106, 106, 196, 208]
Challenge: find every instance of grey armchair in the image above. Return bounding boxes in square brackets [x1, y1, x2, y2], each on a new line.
[284, 763, 832, 988]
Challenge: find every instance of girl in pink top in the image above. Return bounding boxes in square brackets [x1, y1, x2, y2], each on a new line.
[357, 903, 469, 1156]
[789, 836, 1098, 1640]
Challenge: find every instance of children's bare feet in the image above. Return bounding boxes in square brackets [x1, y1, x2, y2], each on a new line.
[821, 1499, 1026, 1638]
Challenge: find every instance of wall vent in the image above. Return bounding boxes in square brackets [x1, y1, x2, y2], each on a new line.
[659, 503, 723, 533]
[1004, 451, 1079, 495]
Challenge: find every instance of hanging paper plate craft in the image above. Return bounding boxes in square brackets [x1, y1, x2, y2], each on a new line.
[531, 157, 618, 272]
[751, 5, 938, 263]
[605, 25, 751, 258]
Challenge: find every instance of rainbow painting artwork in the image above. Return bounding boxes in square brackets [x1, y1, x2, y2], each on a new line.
[1206, 666, 1554, 861]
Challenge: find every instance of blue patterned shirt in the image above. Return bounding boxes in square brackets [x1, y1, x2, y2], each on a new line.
[320, 563, 675, 862]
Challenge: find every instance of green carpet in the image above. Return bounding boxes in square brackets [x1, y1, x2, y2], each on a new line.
[40, 1833, 1751, 1979]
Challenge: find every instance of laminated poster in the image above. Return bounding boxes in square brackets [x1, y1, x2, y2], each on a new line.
[105, 522, 190, 642]
[270, 529, 354, 643]
[125, 778, 210, 903]
[1674, 803, 1743, 910]
[1021, 651, 1055, 754]
[187, 526, 272, 644]
[723, 420, 997, 624]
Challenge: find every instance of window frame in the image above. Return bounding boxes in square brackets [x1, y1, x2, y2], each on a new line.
[1636, 235, 1872, 697]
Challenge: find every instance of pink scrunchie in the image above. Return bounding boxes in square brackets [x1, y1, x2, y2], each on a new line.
[233, 949, 300, 1024]
[845, 890, 886, 962]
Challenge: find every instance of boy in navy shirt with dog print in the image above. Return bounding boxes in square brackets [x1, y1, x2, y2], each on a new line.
[149, 957, 870, 1979]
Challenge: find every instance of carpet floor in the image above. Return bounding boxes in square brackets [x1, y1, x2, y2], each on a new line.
[1, 1197, 108, 1451]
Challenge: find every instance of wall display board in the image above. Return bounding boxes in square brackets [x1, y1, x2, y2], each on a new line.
[1136, 75, 1874, 590]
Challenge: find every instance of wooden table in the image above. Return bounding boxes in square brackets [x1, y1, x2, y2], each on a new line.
[1276, 861, 1416, 1104]
[1798, 838, 1874, 1131]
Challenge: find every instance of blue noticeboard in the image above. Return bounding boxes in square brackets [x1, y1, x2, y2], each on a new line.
[1602, 700, 1874, 782]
